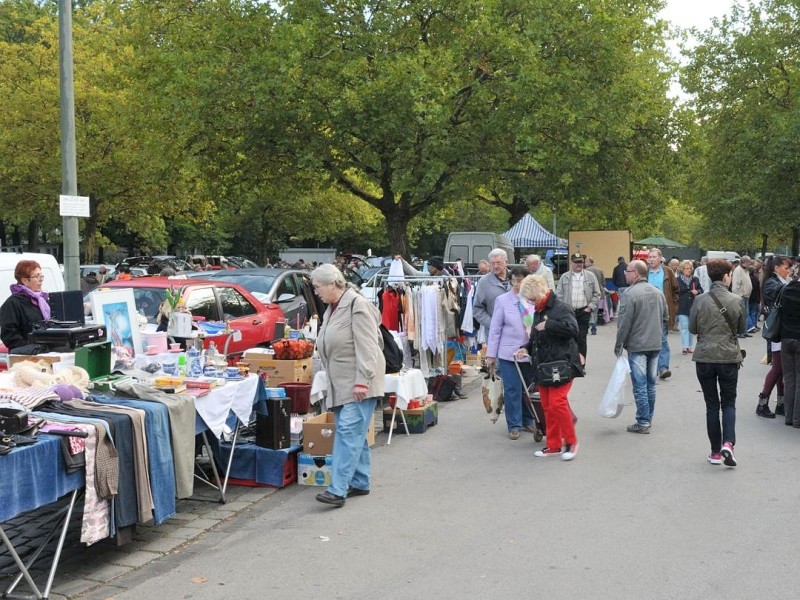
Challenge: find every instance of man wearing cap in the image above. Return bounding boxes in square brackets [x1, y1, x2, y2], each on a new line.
[524, 254, 555, 290]
[555, 253, 601, 360]
[395, 255, 451, 277]
[585, 257, 606, 335]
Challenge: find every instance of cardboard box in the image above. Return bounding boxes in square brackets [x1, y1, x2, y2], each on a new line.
[298, 453, 332, 486]
[383, 401, 439, 434]
[302, 411, 375, 455]
[242, 351, 312, 385]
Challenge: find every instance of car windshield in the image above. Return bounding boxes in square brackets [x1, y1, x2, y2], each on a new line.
[203, 274, 277, 296]
[361, 267, 385, 282]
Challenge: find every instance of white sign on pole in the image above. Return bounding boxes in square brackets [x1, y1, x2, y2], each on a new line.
[59, 194, 90, 217]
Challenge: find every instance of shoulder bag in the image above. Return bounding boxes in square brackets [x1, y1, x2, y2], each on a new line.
[761, 285, 786, 343]
[708, 291, 746, 361]
[535, 360, 573, 387]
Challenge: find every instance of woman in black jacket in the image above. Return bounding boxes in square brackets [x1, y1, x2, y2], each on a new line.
[516, 275, 582, 461]
[779, 277, 800, 426]
[0, 259, 50, 353]
[757, 255, 792, 417]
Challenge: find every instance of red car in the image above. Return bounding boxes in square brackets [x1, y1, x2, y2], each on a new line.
[96, 277, 286, 354]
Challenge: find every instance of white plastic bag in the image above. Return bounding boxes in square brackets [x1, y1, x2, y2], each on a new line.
[482, 374, 504, 423]
[598, 356, 631, 418]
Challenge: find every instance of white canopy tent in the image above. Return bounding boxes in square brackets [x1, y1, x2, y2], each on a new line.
[502, 214, 567, 248]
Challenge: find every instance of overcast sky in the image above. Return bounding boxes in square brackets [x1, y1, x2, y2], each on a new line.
[659, 0, 737, 31]
[659, 0, 738, 97]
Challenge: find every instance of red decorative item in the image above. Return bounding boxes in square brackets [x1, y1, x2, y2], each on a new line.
[271, 339, 315, 360]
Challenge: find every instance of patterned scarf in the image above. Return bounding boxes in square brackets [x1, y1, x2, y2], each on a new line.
[517, 294, 536, 337]
[10, 283, 51, 320]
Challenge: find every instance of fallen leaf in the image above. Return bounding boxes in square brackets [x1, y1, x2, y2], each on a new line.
[191, 577, 208, 584]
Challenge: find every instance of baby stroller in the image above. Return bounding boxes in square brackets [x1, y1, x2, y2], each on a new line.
[514, 361, 546, 442]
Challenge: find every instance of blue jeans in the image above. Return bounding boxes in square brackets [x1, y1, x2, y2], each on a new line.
[695, 362, 738, 452]
[677, 314, 693, 350]
[747, 299, 759, 331]
[658, 323, 670, 372]
[629, 350, 659, 426]
[498, 359, 535, 431]
[329, 398, 377, 497]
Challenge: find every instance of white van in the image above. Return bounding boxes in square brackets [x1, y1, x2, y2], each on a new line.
[0, 252, 65, 306]
[705, 251, 741, 262]
[444, 232, 515, 265]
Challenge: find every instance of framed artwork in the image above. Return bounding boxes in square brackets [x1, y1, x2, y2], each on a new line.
[89, 288, 142, 370]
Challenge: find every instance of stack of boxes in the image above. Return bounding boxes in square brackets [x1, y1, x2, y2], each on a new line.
[298, 412, 376, 486]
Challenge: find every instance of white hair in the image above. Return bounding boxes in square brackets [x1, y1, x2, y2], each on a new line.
[488, 248, 508, 262]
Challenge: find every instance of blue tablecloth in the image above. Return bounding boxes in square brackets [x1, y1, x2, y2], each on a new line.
[0, 435, 84, 524]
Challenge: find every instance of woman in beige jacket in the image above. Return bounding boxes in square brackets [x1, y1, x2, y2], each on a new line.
[311, 264, 385, 507]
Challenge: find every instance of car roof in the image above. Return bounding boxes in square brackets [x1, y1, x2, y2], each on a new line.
[102, 276, 235, 288]
[184, 267, 308, 278]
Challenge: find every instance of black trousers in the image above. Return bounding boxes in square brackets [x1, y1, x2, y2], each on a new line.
[696, 362, 738, 452]
[574, 308, 591, 359]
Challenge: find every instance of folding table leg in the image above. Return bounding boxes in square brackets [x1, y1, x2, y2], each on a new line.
[386, 406, 411, 445]
[1, 488, 80, 600]
[193, 431, 227, 504]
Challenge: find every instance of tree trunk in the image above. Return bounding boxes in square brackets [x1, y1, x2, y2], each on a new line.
[27, 220, 38, 252]
[761, 233, 768, 260]
[792, 226, 799, 258]
[384, 211, 410, 257]
[0, 221, 6, 248]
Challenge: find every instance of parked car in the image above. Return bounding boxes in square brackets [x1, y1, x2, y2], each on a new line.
[118, 256, 192, 275]
[183, 268, 325, 327]
[359, 267, 389, 302]
[92, 277, 286, 353]
[80, 264, 116, 279]
[226, 256, 260, 269]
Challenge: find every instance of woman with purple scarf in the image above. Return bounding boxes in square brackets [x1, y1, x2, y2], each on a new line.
[486, 265, 536, 440]
[0, 260, 50, 352]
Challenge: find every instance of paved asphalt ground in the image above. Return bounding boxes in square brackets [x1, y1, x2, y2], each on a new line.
[4, 321, 800, 600]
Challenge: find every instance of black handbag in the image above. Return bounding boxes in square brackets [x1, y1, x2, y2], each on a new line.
[428, 374, 457, 401]
[535, 360, 573, 387]
[0, 407, 29, 434]
[762, 285, 785, 343]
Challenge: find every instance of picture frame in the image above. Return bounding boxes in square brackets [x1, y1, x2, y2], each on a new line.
[89, 288, 143, 370]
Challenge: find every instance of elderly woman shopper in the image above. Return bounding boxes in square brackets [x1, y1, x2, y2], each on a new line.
[689, 259, 744, 467]
[516, 275, 581, 460]
[486, 266, 536, 440]
[311, 264, 385, 507]
[757, 255, 792, 417]
[677, 260, 703, 354]
[0, 259, 50, 353]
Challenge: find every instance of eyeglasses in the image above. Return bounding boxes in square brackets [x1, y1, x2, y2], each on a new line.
[27, 274, 44, 280]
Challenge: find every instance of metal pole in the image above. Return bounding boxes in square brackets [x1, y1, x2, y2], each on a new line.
[59, 0, 80, 291]
[552, 202, 557, 238]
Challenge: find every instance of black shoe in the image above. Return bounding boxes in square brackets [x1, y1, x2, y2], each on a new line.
[756, 404, 776, 418]
[346, 487, 370, 498]
[315, 491, 345, 507]
[590, 328, 597, 335]
[775, 404, 785, 416]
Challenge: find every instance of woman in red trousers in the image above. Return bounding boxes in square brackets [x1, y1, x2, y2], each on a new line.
[516, 275, 583, 461]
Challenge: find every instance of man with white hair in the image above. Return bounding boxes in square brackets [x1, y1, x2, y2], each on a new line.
[524, 254, 555, 290]
[473, 248, 510, 335]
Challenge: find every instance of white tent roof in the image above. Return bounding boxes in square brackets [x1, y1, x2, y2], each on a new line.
[502, 214, 567, 248]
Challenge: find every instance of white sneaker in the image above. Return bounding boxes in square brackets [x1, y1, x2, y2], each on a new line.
[561, 442, 579, 461]
[534, 447, 562, 458]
